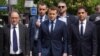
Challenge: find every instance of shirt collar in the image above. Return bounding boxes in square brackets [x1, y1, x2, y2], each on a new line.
[49, 19, 57, 24]
[38, 15, 46, 19]
[11, 24, 19, 28]
[79, 19, 87, 24]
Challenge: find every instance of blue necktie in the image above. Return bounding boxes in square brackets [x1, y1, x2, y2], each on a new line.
[80, 22, 83, 36]
[13, 27, 18, 52]
[51, 21, 54, 33]
[40, 16, 43, 23]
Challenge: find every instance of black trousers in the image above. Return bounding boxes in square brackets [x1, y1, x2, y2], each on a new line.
[78, 49, 83, 56]
[32, 40, 38, 56]
[10, 53, 23, 56]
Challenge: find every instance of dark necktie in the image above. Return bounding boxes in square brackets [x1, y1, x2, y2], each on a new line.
[40, 16, 43, 23]
[13, 27, 18, 52]
[51, 21, 54, 33]
[80, 22, 83, 36]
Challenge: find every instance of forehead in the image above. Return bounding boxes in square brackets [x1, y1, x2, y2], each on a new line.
[38, 5, 47, 8]
[78, 9, 86, 12]
[58, 2, 66, 6]
[11, 12, 19, 17]
[48, 9, 57, 13]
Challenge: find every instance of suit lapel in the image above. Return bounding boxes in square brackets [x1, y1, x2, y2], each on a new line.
[44, 15, 48, 21]
[45, 20, 49, 34]
[19, 24, 23, 47]
[72, 21, 80, 39]
[84, 21, 90, 36]
[66, 15, 70, 25]
[33, 16, 38, 26]
[7, 25, 11, 45]
[54, 20, 59, 32]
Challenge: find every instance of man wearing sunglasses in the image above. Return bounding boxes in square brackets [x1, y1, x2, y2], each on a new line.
[29, 2, 48, 56]
[57, 1, 77, 56]
[57, 1, 76, 25]
[70, 6, 97, 56]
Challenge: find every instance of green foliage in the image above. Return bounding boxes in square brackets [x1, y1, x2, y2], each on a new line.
[0, 0, 6, 5]
[0, 0, 100, 15]
[13, 0, 25, 13]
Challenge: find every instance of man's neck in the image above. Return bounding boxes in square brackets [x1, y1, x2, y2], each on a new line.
[60, 12, 67, 17]
[39, 14, 45, 17]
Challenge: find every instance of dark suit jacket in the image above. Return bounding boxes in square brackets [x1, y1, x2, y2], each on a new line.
[29, 15, 48, 50]
[38, 19, 67, 56]
[57, 14, 77, 55]
[0, 28, 4, 56]
[57, 14, 77, 25]
[69, 20, 97, 56]
[95, 20, 100, 56]
[65, 14, 77, 55]
[3, 24, 30, 56]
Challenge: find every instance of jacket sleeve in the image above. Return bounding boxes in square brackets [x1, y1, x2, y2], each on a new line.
[92, 24, 97, 55]
[38, 25, 43, 53]
[63, 23, 68, 53]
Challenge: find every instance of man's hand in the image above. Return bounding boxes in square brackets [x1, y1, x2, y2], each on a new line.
[63, 53, 67, 56]
[36, 20, 41, 28]
[38, 52, 41, 56]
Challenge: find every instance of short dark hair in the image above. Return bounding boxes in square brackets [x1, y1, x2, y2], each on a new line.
[77, 6, 87, 12]
[58, 1, 67, 6]
[48, 6, 59, 13]
[37, 2, 47, 8]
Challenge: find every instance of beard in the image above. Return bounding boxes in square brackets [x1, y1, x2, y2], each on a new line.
[59, 10, 66, 14]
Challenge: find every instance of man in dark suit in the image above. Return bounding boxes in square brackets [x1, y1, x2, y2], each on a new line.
[3, 11, 30, 56]
[29, 2, 48, 56]
[57, 1, 76, 25]
[69, 6, 97, 56]
[0, 27, 3, 56]
[95, 20, 100, 56]
[38, 6, 67, 56]
[89, 4, 100, 56]
[57, 1, 77, 56]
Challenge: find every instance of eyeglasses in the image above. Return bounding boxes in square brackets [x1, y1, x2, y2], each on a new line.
[58, 6, 65, 8]
[78, 12, 85, 14]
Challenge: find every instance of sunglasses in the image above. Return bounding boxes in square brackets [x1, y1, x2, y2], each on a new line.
[58, 6, 65, 8]
[78, 12, 85, 14]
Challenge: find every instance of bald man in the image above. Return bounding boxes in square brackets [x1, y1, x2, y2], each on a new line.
[3, 11, 30, 56]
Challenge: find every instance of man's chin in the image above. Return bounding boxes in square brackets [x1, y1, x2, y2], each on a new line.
[12, 23, 18, 26]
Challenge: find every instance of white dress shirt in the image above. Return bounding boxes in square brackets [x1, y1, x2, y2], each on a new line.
[58, 16, 67, 24]
[10, 24, 22, 54]
[79, 19, 87, 35]
[37, 15, 46, 22]
[49, 19, 56, 32]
